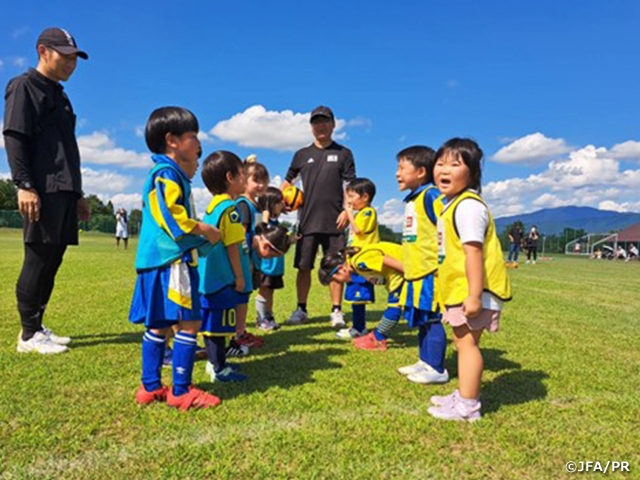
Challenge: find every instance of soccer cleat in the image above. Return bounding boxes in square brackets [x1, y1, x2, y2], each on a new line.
[135, 385, 168, 405]
[430, 389, 460, 407]
[205, 361, 240, 379]
[330, 310, 346, 329]
[428, 397, 481, 422]
[167, 386, 221, 411]
[397, 360, 429, 376]
[206, 363, 248, 383]
[236, 332, 264, 348]
[336, 327, 368, 339]
[16, 331, 69, 354]
[162, 346, 173, 368]
[354, 331, 388, 351]
[407, 364, 450, 385]
[286, 307, 308, 325]
[41, 325, 71, 345]
[226, 339, 249, 357]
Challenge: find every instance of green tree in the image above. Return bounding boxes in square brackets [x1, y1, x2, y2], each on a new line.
[0, 179, 18, 210]
[129, 209, 142, 236]
[379, 224, 401, 243]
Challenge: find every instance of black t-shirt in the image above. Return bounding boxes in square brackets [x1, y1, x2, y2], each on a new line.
[285, 142, 355, 235]
[3, 68, 82, 194]
[509, 227, 522, 245]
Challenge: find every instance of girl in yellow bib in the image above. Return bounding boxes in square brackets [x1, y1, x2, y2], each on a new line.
[429, 138, 512, 422]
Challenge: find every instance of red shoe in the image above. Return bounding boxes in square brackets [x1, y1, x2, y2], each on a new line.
[354, 331, 388, 351]
[167, 386, 221, 411]
[236, 332, 264, 349]
[136, 384, 169, 405]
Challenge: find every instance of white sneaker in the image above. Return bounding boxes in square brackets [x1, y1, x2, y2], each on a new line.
[286, 308, 308, 325]
[330, 310, 346, 329]
[42, 325, 71, 345]
[397, 360, 429, 376]
[407, 364, 449, 384]
[336, 327, 368, 339]
[17, 331, 69, 354]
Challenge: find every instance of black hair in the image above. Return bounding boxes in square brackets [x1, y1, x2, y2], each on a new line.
[318, 247, 360, 286]
[434, 138, 484, 193]
[396, 145, 436, 184]
[201, 150, 243, 195]
[243, 155, 270, 184]
[346, 178, 376, 203]
[145, 106, 199, 154]
[257, 186, 284, 218]
[255, 222, 291, 255]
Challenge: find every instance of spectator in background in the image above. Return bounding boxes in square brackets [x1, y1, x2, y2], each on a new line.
[507, 224, 523, 266]
[525, 225, 539, 264]
[628, 244, 638, 261]
[115, 208, 129, 249]
[616, 245, 627, 260]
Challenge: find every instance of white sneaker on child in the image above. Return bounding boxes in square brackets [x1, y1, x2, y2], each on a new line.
[330, 310, 346, 329]
[17, 331, 69, 354]
[397, 360, 429, 376]
[428, 397, 481, 422]
[286, 308, 308, 325]
[407, 364, 449, 384]
[336, 327, 368, 339]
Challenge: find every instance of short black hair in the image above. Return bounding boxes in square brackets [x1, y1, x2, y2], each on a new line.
[255, 222, 291, 254]
[318, 247, 360, 286]
[396, 145, 436, 184]
[257, 186, 284, 218]
[201, 150, 243, 195]
[346, 178, 376, 202]
[145, 106, 199, 154]
[434, 138, 484, 192]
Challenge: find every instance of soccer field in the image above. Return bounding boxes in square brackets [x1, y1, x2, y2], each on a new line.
[1, 229, 639, 479]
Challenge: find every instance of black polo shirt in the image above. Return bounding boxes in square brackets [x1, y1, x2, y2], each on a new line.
[3, 68, 82, 195]
[285, 142, 355, 235]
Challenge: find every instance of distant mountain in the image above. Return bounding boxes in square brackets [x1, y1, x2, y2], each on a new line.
[495, 206, 640, 235]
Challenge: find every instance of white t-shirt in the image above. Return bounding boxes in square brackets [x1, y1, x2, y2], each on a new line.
[453, 197, 503, 311]
[116, 212, 128, 238]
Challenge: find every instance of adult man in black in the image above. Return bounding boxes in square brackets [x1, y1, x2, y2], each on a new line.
[3, 27, 90, 354]
[281, 106, 356, 327]
[507, 224, 523, 266]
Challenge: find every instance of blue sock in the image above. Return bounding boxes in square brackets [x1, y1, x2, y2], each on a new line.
[173, 331, 198, 396]
[141, 331, 166, 392]
[419, 321, 446, 373]
[352, 304, 366, 332]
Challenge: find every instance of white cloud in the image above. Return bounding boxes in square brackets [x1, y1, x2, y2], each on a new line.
[197, 130, 213, 143]
[493, 133, 573, 165]
[598, 199, 640, 213]
[377, 198, 405, 231]
[270, 175, 283, 188]
[13, 57, 27, 68]
[209, 105, 347, 151]
[11, 26, 30, 39]
[609, 140, 640, 160]
[107, 193, 143, 212]
[78, 132, 150, 168]
[134, 125, 145, 137]
[192, 187, 213, 218]
[81, 167, 133, 195]
[0, 172, 10, 180]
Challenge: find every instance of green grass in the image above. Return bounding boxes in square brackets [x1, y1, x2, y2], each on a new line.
[1, 228, 639, 479]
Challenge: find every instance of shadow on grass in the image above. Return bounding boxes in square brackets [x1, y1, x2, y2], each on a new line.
[70, 331, 141, 347]
[202, 346, 346, 401]
[446, 348, 522, 376]
[482, 369, 549, 413]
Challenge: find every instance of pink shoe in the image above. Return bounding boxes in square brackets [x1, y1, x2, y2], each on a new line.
[428, 396, 481, 422]
[430, 389, 459, 407]
[135, 385, 168, 405]
[167, 386, 221, 411]
[354, 331, 388, 351]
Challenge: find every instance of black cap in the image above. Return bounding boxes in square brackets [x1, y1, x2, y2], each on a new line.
[36, 28, 88, 60]
[310, 105, 334, 122]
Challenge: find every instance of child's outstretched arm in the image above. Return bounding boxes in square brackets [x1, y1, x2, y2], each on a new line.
[191, 222, 221, 245]
[383, 255, 404, 274]
[226, 243, 245, 292]
[462, 241, 484, 318]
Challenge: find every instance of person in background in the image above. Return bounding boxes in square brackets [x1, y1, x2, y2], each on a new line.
[507, 224, 523, 266]
[115, 208, 129, 249]
[525, 225, 539, 264]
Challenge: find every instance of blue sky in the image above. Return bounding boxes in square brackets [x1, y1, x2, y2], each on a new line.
[1, 0, 639, 229]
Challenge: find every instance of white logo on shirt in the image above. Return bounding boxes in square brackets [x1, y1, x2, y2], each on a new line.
[307, 158, 315, 163]
[327, 155, 338, 163]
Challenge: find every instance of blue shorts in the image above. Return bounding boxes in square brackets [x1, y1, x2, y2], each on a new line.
[200, 286, 247, 336]
[129, 263, 201, 329]
[403, 307, 441, 329]
[345, 273, 375, 304]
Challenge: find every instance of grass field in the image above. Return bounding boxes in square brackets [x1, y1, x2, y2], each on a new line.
[1, 228, 639, 479]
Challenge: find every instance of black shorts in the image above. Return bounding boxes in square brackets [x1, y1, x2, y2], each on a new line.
[23, 192, 79, 245]
[260, 274, 284, 290]
[294, 233, 345, 270]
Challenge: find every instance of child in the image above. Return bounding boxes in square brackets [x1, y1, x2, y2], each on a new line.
[234, 156, 269, 350]
[395, 146, 449, 385]
[319, 242, 404, 350]
[428, 138, 512, 422]
[129, 106, 221, 410]
[337, 178, 380, 338]
[198, 150, 251, 382]
[255, 187, 287, 331]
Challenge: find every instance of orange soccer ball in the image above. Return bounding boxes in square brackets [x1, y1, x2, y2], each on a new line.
[282, 185, 304, 211]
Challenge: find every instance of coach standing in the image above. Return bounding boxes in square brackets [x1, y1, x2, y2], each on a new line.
[3, 27, 90, 354]
[281, 106, 356, 327]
